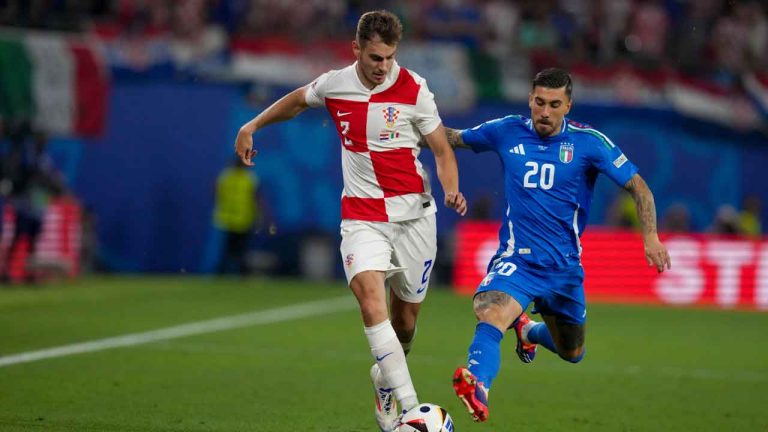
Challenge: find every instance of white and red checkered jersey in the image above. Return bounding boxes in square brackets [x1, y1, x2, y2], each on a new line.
[305, 61, 442, 223]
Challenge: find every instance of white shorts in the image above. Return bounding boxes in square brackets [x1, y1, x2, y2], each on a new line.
[340, 214, 437, 303]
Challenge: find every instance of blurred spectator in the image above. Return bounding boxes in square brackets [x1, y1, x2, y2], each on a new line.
[674, 0, 720, 75]
[0, 131, 66, 283]
[606, 190, 640, 230]
[518, 0, 561, 69]
[79, 205, 100, 274]
[594, 0, 633, 64]
[661, 202, 692, 233]
[622, 0, 670, 69]
[710, 1, 752, 86]
[709, 204, 741, 235]
[740, 1, 768, 73]
[169, 0, 227, 68]
[212, 157, 263, 275]
[739, 195, 762, 238]
[481, 0, 520, 60]
[422, 0, 484, 50]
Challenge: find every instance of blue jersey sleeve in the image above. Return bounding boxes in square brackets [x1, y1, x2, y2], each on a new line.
[460, 119, 501, 153]
[588, 131, 638, 186]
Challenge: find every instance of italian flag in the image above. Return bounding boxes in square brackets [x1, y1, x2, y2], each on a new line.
[0, 30, 108, 137]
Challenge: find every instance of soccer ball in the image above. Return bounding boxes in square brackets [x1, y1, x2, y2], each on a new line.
[395, 403, 454, 432]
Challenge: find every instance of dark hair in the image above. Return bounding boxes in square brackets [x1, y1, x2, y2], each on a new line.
[356, 10, 402, 47]
[532, 68, 573, 99]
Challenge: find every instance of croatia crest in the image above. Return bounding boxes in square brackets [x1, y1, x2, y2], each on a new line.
[559, 143, 574, 163]
[383, 106, 400, 128]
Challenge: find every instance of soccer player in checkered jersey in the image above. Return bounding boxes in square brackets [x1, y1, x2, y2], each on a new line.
[234, 10, 467, 432]
[432, 68, 671, 422]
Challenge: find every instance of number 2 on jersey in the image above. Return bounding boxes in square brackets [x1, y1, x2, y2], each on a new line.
[523, 161, 555, 190]
[340, 121, 352, 146]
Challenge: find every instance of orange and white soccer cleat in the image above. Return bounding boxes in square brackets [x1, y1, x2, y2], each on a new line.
[452, 367, 489, 422]
[513, 312, 538, 363]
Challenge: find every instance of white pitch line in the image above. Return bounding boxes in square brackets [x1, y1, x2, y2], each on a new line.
[0, 295, 356, 368]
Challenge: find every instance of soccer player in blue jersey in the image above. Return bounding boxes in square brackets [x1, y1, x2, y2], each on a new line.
[444, 68, 671, 422]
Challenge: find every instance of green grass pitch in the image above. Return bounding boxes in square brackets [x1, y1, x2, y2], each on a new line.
[1, 276, 766, 431]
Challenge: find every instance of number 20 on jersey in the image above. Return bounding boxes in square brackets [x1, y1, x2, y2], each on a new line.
[523, 162, 555, 190]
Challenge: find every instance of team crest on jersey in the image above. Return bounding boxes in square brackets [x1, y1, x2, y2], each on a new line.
[382, 106, 400, 128]
[379, 130, 400, 141]
[481, 272, 496, 286]
[559, 143, 574, 163]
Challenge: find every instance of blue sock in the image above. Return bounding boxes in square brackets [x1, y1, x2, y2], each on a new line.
[526, 322, 557, 354]
[466, 322, 503, 389]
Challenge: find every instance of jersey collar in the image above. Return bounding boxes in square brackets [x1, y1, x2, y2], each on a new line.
[351, 61, 400, 94]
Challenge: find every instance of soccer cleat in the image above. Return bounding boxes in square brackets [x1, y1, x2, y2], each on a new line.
[370, 364, 399, 432]
[452, 367, 489, 422]
[390, 409, 407, 432]
[513, 313, 538, 363]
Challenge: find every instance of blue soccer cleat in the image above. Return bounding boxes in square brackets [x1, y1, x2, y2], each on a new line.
[452, 367, 489, 422]
[513, 312, 538, 363]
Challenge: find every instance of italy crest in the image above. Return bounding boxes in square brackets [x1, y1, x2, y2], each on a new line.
[559, 143, 574, 163]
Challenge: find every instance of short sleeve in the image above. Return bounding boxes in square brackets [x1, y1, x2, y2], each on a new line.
[413, 81, 442, 135]
[461, 118, 503, 153]
[305, 72, 331, 108]
[589, 133, 639, 186]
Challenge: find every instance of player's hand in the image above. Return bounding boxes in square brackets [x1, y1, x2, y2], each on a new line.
[445, 192, 467, 216]
[235, 128, 258, 166]
[644, 236, 671, 273]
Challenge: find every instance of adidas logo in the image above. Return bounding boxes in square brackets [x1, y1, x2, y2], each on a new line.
[509, 143, 526, 155]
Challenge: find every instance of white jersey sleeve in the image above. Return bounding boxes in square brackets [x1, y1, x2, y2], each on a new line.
[305, 71, 332, 108]
[412, 78, 442, 136]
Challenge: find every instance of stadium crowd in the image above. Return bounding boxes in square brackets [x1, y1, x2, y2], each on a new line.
[1, 0, 766, 87]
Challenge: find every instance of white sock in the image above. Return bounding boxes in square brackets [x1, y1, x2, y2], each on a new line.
[365, 320, 419, 410]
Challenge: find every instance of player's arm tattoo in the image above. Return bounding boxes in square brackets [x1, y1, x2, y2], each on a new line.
[445, 128, 471, 150]
[417, 127, 469, 150]
[623, 174, 658, 238]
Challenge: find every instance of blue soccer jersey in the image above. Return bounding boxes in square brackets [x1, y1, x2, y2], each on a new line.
[462, 115, 638, 268]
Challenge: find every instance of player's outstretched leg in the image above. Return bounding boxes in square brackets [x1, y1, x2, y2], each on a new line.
[511, 312, 539, 363]
[370, 364, 399, 432]
[452, 321, 502, 421]
[523, 316, 559, 355]
[452, 367, 489, 422]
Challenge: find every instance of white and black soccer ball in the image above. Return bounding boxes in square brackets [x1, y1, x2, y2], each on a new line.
[395, 403, 454, 432]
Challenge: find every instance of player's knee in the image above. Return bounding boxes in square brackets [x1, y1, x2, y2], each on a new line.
[472, 292, 516, 326]
[356, 294, 387, 321]
[472, 304, 489, 321]
[558, 347, 585, 363]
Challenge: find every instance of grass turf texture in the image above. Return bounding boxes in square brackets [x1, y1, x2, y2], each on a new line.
[0, 276, 766, 431]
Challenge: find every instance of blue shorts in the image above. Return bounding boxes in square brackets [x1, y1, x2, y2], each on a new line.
[475, 256, 586, 325]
